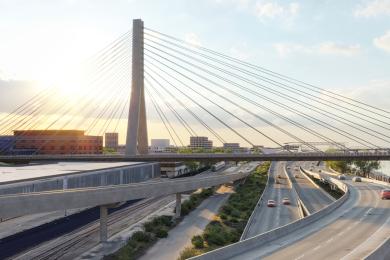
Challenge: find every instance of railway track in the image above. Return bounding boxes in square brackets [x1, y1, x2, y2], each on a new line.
[15, 196, 174, 260]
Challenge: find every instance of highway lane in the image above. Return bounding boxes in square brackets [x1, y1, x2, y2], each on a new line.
[227, 178, 390, 260]
[265, 180, 390, 260]
[242, 162, 300, 239]
[286, 162, 334, 213]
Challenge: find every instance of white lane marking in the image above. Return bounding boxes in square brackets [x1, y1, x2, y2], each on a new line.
[290, 182, 362, 259]
[340, 188, 384, 260]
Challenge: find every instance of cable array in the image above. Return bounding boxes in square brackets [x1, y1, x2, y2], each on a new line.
[1, 25, 389, 154]
[143, 27, 390, 149]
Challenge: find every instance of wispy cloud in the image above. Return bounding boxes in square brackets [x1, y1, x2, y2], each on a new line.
[273, 42, 361, 57]
[373, 30, 390, 53]
[354, 0, 390, 17]
[318, 42, 361, 56]
[255, 1, 299, 19]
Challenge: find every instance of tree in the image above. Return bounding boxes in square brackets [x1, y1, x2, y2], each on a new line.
[353, 160, 380, 177]
[327, 160, 351, 174]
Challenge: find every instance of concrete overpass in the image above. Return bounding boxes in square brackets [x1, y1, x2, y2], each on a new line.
[1, 151, 390, 163]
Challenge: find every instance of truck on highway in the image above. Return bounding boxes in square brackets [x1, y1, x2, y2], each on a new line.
[211, 161, 225, 172]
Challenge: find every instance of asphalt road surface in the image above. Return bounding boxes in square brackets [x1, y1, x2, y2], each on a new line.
[286, 161, 334, 213]
[242, 161, 300, 239]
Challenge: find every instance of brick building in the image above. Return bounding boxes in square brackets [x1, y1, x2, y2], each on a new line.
[14, 130, 102, 155]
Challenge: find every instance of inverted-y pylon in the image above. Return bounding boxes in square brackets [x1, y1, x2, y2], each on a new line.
[125, 19, 148, 155]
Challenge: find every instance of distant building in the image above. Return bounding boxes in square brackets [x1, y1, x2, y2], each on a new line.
[0, 136, 15, 155]
[14, 130, 102, 155]
[105, 132, 119, 150]
[223, 143, 240, 150]
[189, 136, 213, 150]
[223, 143, 249, 153]
[150, 139, 170, 153]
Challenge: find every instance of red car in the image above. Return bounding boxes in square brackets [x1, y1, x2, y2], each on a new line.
[381, 189, 390, 200]
[267, 200, 276, 207]
[282, 197, 291, 205]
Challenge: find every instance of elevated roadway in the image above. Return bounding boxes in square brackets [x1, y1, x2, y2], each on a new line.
[0, 151, 390, 163]
[0, 164, 257, 219]
[241, 162, 300, 239]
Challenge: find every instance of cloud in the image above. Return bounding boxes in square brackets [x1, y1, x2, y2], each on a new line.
[373, 30, 390, 53]
[273, 42, 361, 57]
[255, 1, 299, 19]
[318, 42, 361, 56]
[184, 32, 202, 46]
[354, 0, 390, 17]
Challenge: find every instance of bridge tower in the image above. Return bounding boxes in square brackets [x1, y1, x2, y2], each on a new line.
[125, 19, 148, 155]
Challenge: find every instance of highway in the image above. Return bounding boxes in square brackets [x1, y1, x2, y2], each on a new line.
[286, 162, 334, 214]
[224, 177, 390, 260]
[242, 161, 300, 239]
[264, 180, 390, 259]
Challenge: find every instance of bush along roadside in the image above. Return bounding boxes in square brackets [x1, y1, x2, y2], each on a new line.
[178, 162, 270, 259]
[105, 187, 215, 260]
[307, 175, 344, 199]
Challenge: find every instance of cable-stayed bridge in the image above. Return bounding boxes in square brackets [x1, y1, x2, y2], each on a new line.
[1, 19, 390, 162]
[1, 19, 390, 260]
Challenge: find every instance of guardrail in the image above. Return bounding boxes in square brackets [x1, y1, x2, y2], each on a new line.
[240, 162, 272, 240]
[190, 169, 350, 259]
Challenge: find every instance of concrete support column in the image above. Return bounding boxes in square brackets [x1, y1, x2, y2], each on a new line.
[175, 193, 181, 219]
[100, 205, 108, 243]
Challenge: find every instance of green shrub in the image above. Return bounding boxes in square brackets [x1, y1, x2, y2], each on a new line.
[191, 235, 204, 249]
[154, 227, 168, 238]
[143, 222, 154, 232]
[132, 231, 151, 243]
[152, 215, 172, 227]
[178, 247, 198, 260]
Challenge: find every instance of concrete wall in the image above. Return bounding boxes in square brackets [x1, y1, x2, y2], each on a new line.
[190, 176, 349, 260]
[0, 163, 160, 195]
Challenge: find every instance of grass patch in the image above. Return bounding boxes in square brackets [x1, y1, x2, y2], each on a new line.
[106, 188, 215, 260]
[178, 162, 270, 259]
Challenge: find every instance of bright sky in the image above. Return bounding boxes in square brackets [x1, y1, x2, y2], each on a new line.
[1, 0, 390, 146]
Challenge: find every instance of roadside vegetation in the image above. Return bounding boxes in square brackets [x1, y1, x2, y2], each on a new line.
[326, 160, 380, 177]
[106, 188, 215, 260]
[306, 174, 344, 199]
[178, 162, 270, 259]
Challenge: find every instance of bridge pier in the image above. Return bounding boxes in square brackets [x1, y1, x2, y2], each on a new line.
[175, 193, 181, 218]
[100, 205, 108, 243]
[125, 18, 148, 155]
